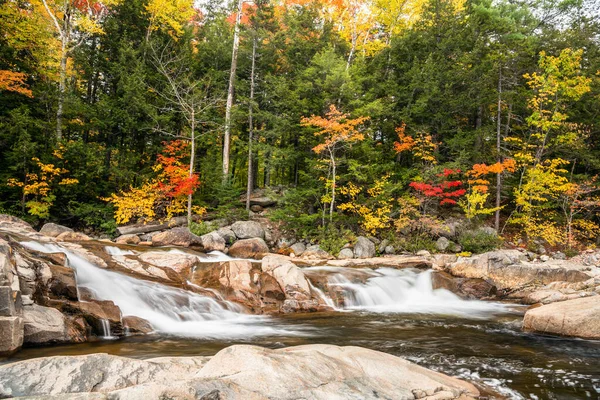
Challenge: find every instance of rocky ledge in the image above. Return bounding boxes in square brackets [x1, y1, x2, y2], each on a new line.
[0, 344, 480, 399]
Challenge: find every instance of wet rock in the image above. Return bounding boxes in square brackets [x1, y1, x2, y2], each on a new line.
[138, 251, 199, 276]
[523, 295, 600, 339]
[353, 236, 375, 258]
[123, 316, 154, 335]
[262, 255, 311, 301]
[46, 264, 78, 301]
[289, 242, 305, 256]
[23, 304, 68, 344]
[338, 248, 354, 259]
[56, 231, 91, 242]
[200, 232, 226, 252]
[228, 238, 269, 259]
[216, 227, 236, 245]
[218, 260, 256, 293]
[151, 227, 203, 248]
[115, 234, 140, 245]
[65, 300, 123, 337]
[0, 315, 23, 355]
[40, 223, 73, 238]
[230, 221, 265, 239]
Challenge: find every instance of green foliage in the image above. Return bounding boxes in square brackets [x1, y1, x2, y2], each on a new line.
[314, 225, 356, 255]
[394, 235, 437, 254]
[457, 230, 503, 254]
[189, 221, 218, 237]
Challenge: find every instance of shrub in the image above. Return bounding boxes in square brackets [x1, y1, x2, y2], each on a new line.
[189, 221, 217, 236]
[315, 225, 355, 255]
[458, 230, 502, 254]
[394, 235, 437, 254]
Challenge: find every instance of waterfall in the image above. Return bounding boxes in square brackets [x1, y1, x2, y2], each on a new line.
[104, 246, 136, 256]
[308, 267, 509, 318]
[99, 319, 116, 339]
[21, 241, 306, 339]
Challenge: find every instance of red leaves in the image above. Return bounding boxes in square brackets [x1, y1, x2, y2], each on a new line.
[409, 169, 465, 206]
[155, 140, 200, 198]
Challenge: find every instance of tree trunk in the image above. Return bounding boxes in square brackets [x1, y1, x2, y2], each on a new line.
[223, 0, 244, 182]
[56, 40, 67, 140]
[188, 110, 196, 226]
[329, 151, 336, 223]
[495, 69, 502, 231]
[246, 37, 257, 212]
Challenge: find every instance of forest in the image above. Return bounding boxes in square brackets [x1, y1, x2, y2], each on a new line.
[1, 0, 599, 255]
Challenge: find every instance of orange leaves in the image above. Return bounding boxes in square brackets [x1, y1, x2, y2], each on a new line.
[466, 159, 516, 193]
[393, 123, 437, 164]
[301, 105, 369, 154]
[0, 70, 32, 97]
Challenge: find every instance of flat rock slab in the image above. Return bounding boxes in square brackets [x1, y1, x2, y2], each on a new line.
[523, 295, 600, 339]
[0, 344, 479, 399]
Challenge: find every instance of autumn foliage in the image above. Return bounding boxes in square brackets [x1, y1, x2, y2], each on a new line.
[104, 141, 202, 224]
[409, 169, 466, 206]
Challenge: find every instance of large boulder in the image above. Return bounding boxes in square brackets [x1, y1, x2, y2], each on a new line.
[523, 295, 600, 339]
[138, 251, 199, 276]
[64, 300, 123, 337]
[218, 260, 255, 293]
[23, 304, 68, 344]
[151, 227, 203, 247]
[56, 231, 91, 242]
[0, 345, 479, 399]
[46, 264, 78, 301]
[123, 316, 153, 335]
[353, 236, 375, 258]
[216, 227, 236, 245]
[228, 238, 269, 259]
[289, 242, 305, 257]
[200, 232, 226, 252]
[261, 256, 310, 301]
[230, 221, 265, 239]
[40, 223, 73, 238]
[115, 234, 140, 245]
[338, 248, 354, 259]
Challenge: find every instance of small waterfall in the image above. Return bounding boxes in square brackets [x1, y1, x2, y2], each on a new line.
[100, 319, 117, 340]
[311, 267, 508, 318]
[21, 241, 306, 339]
[307, 280, 337, 309]
[104, 246, 136, 256]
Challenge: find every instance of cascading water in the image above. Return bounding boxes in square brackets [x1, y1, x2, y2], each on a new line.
[99, 319, 116, 340]
[306, 267, 509, 318]
[21, 241, 306, 339]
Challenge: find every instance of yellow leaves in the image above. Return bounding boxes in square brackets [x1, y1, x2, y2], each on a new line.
[146, 0, 195, 39]
[393, 124, 437, 164]
[103, 182, 158, 225]
[460, 191, 501, 219]
[338, 175, 392, 235]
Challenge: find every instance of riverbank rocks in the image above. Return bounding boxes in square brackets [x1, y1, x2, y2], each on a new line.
[230, 221, 265, 239]
[301, 244, 333, 260]
[354, 236, 375, 258]
[200, 232, 226, 252]
[228, 238, 269, 259]
[39, 223, 73, 238]
[123, 316, 153, 335]
[0, 344, 480, 399]
[523, 295, 600, 339]
[56, 231, 91, 242]
[338, 247, 354, 259]
[115, 234, 140, 245]
[262, 255, 311, 302]
[23, 304, 68, 344]
[216, 227, 236, 245]
[151, 227, 203, 247]
[0, 316, 23, 355]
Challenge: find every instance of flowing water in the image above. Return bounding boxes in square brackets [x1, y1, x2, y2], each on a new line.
[8, 241, 600, 399]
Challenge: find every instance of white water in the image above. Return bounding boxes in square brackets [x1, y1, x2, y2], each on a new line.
[21, 241, 306, 339]
[104, 246, 136, 256]
[309, 267, 509, 318]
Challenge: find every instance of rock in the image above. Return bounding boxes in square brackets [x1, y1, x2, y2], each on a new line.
[228, 238, 269, 259]
[46, 264, 78, 301]
[523, 296, 600, 339]
[0, 345, 479, 399]
[262, 255, 311, 300]
[0, 286, 20, 316]
[416, 250, 431, 257]
[384, 245, 395, 255]
[216, 227, 236, 245]
[230, 221, 265, 239]
[0, 214, 35, 232]
[56, 231, 91, 242]
[65, 300, 123, 337]
[39, 223, 73, 238]
[23, 304, 68, 344]
[138, 251, 199, 276]
[378, 239, 390, 253]
[243, 196, 277, 207]
[0, 315, 23, 355]
[477, 226, 497, 236]
[436, 236, 450, 252]
[218, 260, 256, 293]
[301, 244, 333, 259]
[431, 272, 496, 299]
[151, 227, 203, 247]
[123, 316, 154, 335]
[200, 232, 226, 252]
[116, 216, 192, 236]
[338, 248, 354, 259]
[250, 205, 263, 213]
[353, 236, 376, 259]
[115, 234, 140, 245]
[540, 255, 550, 262]
[438, 219, 463, 238]
[289, 242, 305, 256]
[553, 251, 567, 260]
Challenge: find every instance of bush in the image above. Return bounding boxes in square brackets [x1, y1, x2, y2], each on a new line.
[315, 225, 356, 255]
[458, 230, 502, 254]
[189, 221, 218, 236]
[394, 235, 437, 254]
